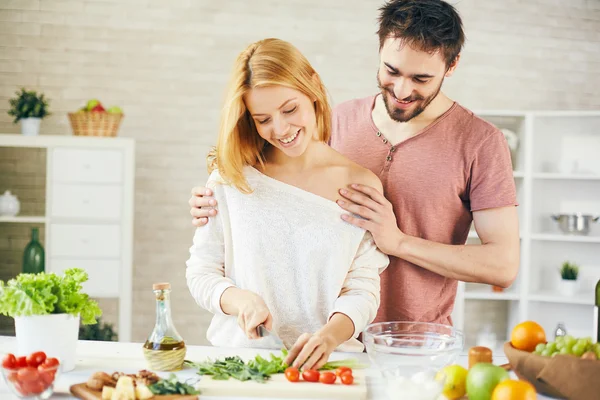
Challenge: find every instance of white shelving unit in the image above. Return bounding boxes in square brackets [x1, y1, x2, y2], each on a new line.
[0, 216, 48, 223]
[0, 134, 135, 342]
[452, 110, 600, 349]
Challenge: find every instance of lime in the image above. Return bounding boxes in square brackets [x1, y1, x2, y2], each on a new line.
[436, 364, 468, 400]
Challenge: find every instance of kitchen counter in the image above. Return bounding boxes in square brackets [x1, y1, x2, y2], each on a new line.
[0, 336, 555, 399]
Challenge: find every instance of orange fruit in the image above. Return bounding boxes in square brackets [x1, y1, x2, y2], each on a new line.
[491, 379, 537, 400]
[511, 321, 546, 352]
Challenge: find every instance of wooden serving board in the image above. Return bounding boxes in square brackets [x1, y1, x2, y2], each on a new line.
[196, 370, 367, 399]
[69, 383, 198, 400]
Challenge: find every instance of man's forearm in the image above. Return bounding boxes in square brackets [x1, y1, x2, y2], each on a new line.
[393, 235, 519, 288]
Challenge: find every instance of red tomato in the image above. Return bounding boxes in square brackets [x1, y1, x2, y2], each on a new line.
[7, 371, 18, 383]
[40, 357, 59, 369]
[39, 370, 56, 386]
[26, 351, 46, 368]
[284, 367, 300, 382]
[319, 371, 336, 384]
[16, 356, 27, 368]
[23, 380, 46, 395]
[302, 369, 320, 382]
[13, 381, 27, 396]
[335, 366, 352, 377]
[341, 374, 354, 385]
[17, 366, 40, 383]
[2, 353, 16, 369]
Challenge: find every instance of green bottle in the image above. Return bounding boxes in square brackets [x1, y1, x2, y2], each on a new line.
[23, 227, 45, 274]
[595, 279, 600, 343]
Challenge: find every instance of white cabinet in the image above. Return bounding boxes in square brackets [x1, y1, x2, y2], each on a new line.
[51, 184, 123, 220]
[452, 111, 600, 352]
[0, 134, 134, 342]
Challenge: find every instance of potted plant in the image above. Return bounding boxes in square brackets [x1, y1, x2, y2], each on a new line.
[7, 87, 50, 136]
[0, 268, 102, 372]
[558, 261, 580, 296]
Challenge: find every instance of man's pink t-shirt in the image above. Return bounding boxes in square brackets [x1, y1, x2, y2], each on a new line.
[330, 95, 517, 325]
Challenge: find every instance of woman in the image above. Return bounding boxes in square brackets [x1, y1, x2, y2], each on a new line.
[186, 38, 389, 370]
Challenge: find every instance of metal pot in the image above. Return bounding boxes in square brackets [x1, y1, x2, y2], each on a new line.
[551, 213, 599, 235]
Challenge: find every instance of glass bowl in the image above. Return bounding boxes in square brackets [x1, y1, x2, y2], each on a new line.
[363, 321, 464, 400]
[1, 361, 61, 399]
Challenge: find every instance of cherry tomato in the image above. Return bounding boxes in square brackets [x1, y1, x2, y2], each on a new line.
[23, 380, 45, 395]
[13, 381, 27, 396]
[7, 371, 18, 383]
[26, 351, 46, 368]
[319, 371, 336, 384]
[17, 366, 40, 383]
[2, 353, 16, 369]
[40, 357, 59, 369]
[302, 369, 320, 382]
[16, 356, 27, 368]
[341, 373, 354, 385]
[284, 367, 300, 382]
[39, 370, 56, 386]
[335, 366, 352, 377]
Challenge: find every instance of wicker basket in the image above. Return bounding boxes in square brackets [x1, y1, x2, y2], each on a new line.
[68, 112, 124, 137]
[503, 341, 600, 399]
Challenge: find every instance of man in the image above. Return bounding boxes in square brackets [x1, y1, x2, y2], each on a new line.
[189, 0, 519, 327]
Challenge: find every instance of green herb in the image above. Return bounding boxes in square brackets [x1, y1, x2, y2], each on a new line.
[0, 268, 102, 324]
[148, 374, 200, 395]
[79, 317, 118, 341]
[560, 261, 579, 280]
[319, 358, 368, 371]
[7, 88, 50, 123]
[184, 352, 287, 383]
[184, 349, 366, 383]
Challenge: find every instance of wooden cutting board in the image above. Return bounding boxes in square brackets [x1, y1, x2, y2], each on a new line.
[196, 370, 367, 399]
[69, 383, 198, 400]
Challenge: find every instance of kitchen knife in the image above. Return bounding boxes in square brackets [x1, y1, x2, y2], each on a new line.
[257, 324, 286, 350]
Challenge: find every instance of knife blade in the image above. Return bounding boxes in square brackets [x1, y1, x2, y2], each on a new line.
[257, 324, 286, 350]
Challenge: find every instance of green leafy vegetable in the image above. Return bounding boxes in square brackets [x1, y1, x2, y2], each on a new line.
[319, 358, 368, 371]
[184, 353, 286, 383]
[184, 349, 365, 383]
[0, 268, 102, 324]
[148, 374, 200, 395]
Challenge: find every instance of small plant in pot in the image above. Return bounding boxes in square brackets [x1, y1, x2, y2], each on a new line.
[0, 268, 102, 372]
[558, 261, 580, 296]
[7, 87, 50, 136]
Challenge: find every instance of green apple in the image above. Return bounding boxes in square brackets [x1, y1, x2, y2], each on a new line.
[107, 105, 123, 114]
[466, 363, 510, 400]
[86, 99, 100, 111]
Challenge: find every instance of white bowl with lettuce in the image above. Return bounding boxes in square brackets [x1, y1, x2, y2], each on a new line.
[0, 268, 102, 372]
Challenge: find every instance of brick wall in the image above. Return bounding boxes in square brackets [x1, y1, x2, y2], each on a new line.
[0, 0, 599, 345]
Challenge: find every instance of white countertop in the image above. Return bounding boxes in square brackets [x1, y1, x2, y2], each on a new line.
[0, 336, 555, 399]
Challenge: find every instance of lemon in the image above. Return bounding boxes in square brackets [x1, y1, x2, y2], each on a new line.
[436, 364, 468, 400]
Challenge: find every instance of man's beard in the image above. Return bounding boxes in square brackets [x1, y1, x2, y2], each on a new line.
[377, 73, 443, 122]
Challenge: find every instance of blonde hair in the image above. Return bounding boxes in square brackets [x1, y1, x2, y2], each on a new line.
[207, 38, 331, 193]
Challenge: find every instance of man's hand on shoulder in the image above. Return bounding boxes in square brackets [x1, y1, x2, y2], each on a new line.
[336, 168, 404, 255]
[189, 186, 218, 227]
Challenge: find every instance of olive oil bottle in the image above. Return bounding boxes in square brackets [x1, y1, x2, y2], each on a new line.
[595, 279, 600, 343]
[143, 282, 186, 370]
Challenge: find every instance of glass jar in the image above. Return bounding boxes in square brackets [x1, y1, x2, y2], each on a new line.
[142, 283, 186, 371]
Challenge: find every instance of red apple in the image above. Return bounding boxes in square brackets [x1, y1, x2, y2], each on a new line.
[91, 104, 106, 112]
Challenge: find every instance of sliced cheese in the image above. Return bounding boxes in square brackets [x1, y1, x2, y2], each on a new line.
[135, 384, 154, 400]
[112, 376, 136, 400]
[101, 386, 115, 400]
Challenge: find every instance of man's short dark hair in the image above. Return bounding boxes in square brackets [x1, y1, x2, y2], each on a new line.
[377, 0, 465, 68]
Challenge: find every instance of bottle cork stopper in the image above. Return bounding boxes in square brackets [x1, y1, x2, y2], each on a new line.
[153, 282, 171, 290]
[468, 346, 493, 369]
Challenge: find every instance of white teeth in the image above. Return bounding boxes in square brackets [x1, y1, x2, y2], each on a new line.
[279, 130, 299, 144]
